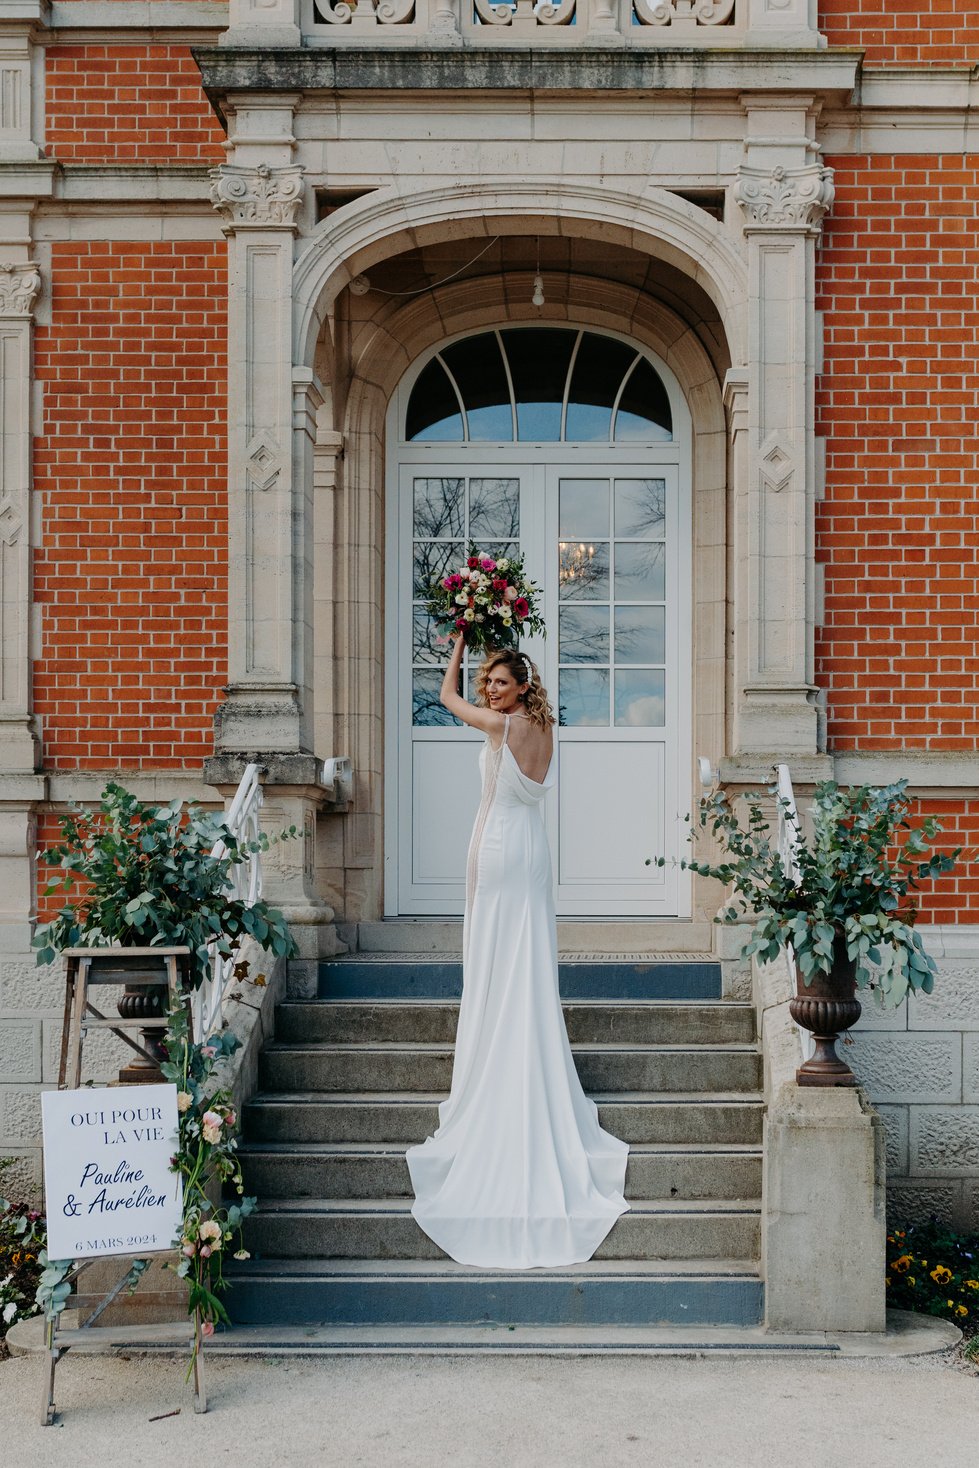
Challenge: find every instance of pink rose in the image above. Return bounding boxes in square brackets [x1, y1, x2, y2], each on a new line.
[503, 586, 518, 602]
[182, 1242, 196, 1257]
[200, 1245, 212, 1258]
[201, 1320, 215, 1338]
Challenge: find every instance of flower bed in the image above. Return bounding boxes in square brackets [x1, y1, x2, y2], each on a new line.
[886, 1218, 979, 1333]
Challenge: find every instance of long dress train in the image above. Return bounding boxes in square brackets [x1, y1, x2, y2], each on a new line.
[406, 714, 629, 1269]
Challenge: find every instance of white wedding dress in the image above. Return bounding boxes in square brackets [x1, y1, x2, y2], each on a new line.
[406, 714, 629, 1269]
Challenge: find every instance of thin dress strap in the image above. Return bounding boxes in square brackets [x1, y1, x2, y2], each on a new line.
[503, 713, 511, 747]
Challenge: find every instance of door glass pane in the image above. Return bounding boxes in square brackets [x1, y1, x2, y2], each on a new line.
[614, 478, 666, 539]
[559, 479, 609, 540]
[414, 477, 464, 539]
[559, 605, 610, 664]
[614, 669, 666, 727]
[559, 541, 609, 600]
[469, 478, 519, 540]
[614, 542, 665, 602]
[413, 670, 458, 727]
[413, 540, 464, 599]
[559, 668, 610, 727]
[412, 606, 449, 665]
[614, 606, 665, 664]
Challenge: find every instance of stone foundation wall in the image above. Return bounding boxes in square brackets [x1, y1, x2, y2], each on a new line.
[846, 926, 979, 1232]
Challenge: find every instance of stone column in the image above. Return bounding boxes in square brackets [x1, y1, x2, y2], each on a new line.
[731, 97, 834, 759]
[209, 114, 308, 756]
[0, 255, 40, 773]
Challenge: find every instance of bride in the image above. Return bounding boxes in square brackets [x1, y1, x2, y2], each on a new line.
[406, 634, 629, 1269]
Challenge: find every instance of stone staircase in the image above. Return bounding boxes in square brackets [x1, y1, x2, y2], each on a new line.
[229, 946, 765, 1340]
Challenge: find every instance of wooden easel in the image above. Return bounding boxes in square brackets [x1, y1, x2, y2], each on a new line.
[42, 946, 206, 1426]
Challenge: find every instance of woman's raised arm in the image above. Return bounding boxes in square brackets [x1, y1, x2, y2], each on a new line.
[440, 635, 502, 736]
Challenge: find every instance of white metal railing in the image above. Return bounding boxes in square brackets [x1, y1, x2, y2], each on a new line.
[305, 0, 743, 44]
[774, 761, 814, 1062]
[192, 763, 265, 1042]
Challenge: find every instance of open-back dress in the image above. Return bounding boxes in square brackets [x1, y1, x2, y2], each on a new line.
[406, 713, 629, 1269]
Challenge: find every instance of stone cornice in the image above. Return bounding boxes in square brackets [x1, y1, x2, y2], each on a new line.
[194, 45, 862, 116]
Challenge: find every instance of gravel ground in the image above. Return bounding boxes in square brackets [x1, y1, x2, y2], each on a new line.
[1, 1347, 977, 1468]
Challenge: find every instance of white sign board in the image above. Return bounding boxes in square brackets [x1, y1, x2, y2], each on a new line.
[42, 1085, 183, 1260]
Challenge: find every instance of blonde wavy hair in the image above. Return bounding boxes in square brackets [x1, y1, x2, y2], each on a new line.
[475, 649, 555, 731]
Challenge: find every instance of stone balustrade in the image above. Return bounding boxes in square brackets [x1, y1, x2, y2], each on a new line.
[215, 0, 822, 48]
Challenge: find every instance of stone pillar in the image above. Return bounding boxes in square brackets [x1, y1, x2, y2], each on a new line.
[0, 254, 40, 773]
[209, 98, 309, 756]
[763, 1085, 887, 1333]
[731, 97, 833, 759]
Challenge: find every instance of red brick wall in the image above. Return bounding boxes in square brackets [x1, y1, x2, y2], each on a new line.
[33, 241, 228, 769]
[815, 154, 979, 916]
[45, 46, 224, 163]
[821, 0, 979, 65]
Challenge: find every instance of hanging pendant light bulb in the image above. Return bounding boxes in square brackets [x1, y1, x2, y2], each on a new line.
[532, 234, 544, 310]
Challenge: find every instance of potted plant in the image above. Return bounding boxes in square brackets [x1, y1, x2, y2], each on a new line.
[33, 783, 297, 1075]
[657, 778, 960, 1086]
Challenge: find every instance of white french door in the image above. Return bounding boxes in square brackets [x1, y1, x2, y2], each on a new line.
[386, 451, 691, 917]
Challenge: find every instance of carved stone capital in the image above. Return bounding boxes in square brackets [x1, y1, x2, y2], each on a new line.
[0, 261, 41, 317]
[209, 163, 305, 231]
[734, 163, 835, 232]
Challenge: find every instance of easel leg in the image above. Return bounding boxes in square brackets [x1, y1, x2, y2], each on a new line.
[40, 1319, 59, 1427]
[193, 1309, 207, 1414]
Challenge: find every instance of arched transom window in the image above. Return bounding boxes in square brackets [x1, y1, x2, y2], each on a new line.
[405, 327, 673, 444]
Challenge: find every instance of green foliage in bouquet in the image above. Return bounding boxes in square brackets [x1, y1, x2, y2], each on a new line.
[33, 783, 298, 989]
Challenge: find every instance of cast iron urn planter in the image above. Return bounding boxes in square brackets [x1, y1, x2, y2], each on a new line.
[789, 937, 862, 1087]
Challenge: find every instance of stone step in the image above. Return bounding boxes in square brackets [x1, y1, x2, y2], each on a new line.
[275, 1000, 755, 1048]
[318, 958, 722, 1001]
[343, 920, 716, 957]
[258, 1043, 762, 1096]
[225, 1257, 764, 1329]
[238, 1142, 762, 1202]
[244, 1094, 765, 1146]
[242, 1197, 761, 1262]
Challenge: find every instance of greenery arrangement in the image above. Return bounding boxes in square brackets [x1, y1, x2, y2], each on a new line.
[0, 1163, 44, 1334]
[33, 782, 298, 988]
[654, 779, 960, 1007]
[162, 1002, 256, 1364]
[886, 1219, 979, 1335]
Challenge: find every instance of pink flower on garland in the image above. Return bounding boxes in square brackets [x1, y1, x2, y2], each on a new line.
[513, 597, 530, 621]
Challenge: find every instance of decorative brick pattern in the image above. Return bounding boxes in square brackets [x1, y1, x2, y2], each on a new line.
[45, 46, 225, 164]
[32, 241, 228, 769]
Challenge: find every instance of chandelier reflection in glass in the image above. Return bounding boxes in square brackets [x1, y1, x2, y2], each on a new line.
[559, 540, 597, 590]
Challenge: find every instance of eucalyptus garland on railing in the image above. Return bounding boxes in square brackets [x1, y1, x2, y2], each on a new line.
[162, 1003, 256, 1371]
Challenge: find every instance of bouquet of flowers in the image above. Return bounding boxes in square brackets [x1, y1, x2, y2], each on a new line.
[427, 543, 545, 653]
